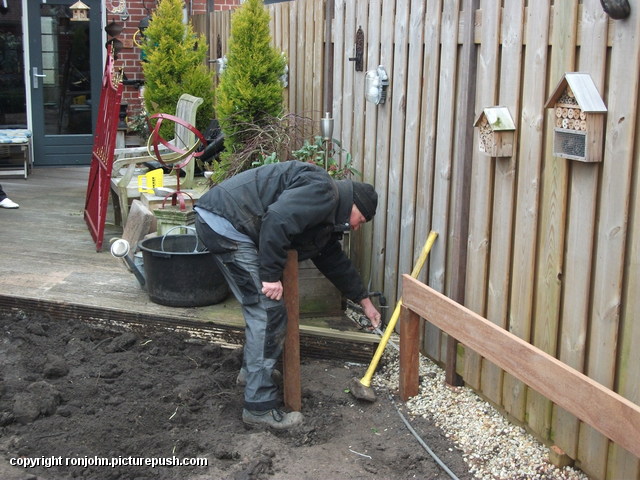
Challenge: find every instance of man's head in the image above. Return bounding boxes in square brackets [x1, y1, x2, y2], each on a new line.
[350, 182, 378, 230]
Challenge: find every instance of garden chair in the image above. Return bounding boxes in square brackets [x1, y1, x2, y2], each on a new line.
[110, 93, 204, 226]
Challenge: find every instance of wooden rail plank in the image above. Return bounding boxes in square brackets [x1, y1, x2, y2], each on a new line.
[552, 0, 607, 461]
[502, 1, 550, 422]
[402, 275, 640, 460]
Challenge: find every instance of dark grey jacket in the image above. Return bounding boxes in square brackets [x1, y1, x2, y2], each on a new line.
[196, 160, 369, 302]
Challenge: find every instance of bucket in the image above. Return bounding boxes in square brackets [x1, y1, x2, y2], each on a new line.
[138, 229, 229, 307]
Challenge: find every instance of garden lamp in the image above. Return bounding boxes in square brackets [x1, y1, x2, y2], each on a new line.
[320, 112, 334, 170]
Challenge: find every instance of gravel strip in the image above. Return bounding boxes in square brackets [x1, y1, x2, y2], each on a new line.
[372, 342, 589, 480]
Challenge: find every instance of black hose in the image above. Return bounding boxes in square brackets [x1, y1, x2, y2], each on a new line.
[388, 394, 461, 480]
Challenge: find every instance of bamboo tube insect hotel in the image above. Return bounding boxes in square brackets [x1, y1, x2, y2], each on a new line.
[545, 73, 607, 163]
[473, 106, 516, 158]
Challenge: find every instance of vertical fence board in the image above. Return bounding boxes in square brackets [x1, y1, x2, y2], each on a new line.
[348, 1, 371, 277]
[384, 0, 410, 307]
[552, 0, 607, 460]
[414, 0, 442, 290]
[417, 0, 442, 359]
[361, 0, 382, 289]
[423, 0, 460, 360]
[502, 3, 550, 422]
[371, 0, 395, 299]
[397, 0, 425, 312]
[289, 1, 300, 117]
[609, 109, 640, 476]
[480, 0, 524, 405]
[331, 0, 345, 138]
[339, 2, 357, 148]
[579, 6, 640, 478]
[527, 0, 578, 441]
[312, 0, 324, 119]
[295, 0, 307, 117]
[463, 0, 500, 388]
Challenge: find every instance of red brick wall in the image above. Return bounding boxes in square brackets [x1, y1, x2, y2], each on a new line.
[212, 0, 241, 11]
[113, 0, 240, 122]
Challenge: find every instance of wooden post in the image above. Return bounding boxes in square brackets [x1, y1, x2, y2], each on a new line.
[399, 304, 420, 401]
[282, 250, 301, 411]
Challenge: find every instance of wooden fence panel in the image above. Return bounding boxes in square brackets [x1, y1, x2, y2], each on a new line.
[209, 3, 640, 476]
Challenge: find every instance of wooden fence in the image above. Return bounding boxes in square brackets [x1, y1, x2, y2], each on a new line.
[202, 1, 640, 478]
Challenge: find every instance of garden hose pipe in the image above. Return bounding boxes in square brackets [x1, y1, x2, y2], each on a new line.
[359, 230, 438, 388]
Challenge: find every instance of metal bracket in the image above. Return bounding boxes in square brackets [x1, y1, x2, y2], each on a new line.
[348, 26, 364, 71]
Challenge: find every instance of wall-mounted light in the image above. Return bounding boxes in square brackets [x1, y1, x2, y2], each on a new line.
[365, 65, 389, 105]
[215, 56, 228, 75]
[70, 0, 90, 22]
[280, 53, 289, 88]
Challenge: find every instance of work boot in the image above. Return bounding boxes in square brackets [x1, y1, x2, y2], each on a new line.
[242, 408, 303, 430]
[236, 368, 283, 387]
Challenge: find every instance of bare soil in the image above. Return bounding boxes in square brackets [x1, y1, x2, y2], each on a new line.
[0, 309, 472, 480]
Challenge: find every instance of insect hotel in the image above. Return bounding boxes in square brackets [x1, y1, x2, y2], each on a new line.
[545, 72, 607, 163]
[473, 106, 516, 158]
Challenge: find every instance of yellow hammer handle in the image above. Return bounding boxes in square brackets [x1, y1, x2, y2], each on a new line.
[359, 231, 438, 387]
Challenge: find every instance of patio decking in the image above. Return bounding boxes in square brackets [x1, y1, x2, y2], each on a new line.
[0, 167, 377, 362]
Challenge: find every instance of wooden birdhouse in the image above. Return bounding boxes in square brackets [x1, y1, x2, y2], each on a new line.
[545, 73, 607, 163]
[474, 107, 516, 157]
[70, 1, 90, 22]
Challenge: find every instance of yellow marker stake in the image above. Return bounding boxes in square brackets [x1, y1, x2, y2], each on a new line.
[359, 230, 438, 388]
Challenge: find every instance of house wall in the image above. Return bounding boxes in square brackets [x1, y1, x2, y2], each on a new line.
[112, 0, 239, 125]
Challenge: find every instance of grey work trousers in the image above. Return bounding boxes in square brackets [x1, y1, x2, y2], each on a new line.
[195, 216, 287, 411]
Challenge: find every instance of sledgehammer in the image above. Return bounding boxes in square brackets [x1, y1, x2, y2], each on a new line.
[348, 231, 438, 402]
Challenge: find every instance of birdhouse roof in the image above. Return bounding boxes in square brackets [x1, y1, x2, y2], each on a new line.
[473, 106, 516, 131]
[545, 73, 607, 112]
[70, 1, 90, 10]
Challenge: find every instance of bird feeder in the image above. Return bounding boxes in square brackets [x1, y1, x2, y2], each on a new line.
[70, 1, 90, 21]
[473, 106, 516, 157]
[545, 73, 607, 163]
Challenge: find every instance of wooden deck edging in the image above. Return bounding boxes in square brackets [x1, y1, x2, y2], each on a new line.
[400, 275, 640, 459]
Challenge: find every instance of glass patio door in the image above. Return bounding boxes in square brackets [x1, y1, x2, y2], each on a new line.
[27, 0, 102, 165]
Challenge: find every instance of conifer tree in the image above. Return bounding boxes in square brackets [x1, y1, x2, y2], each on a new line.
[214, 0, 286, 179]
[142, 0, 214, 138]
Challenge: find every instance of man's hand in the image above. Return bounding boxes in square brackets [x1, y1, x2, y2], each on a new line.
[359, 297, 382, 330]
[262, 280, 283, 301]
